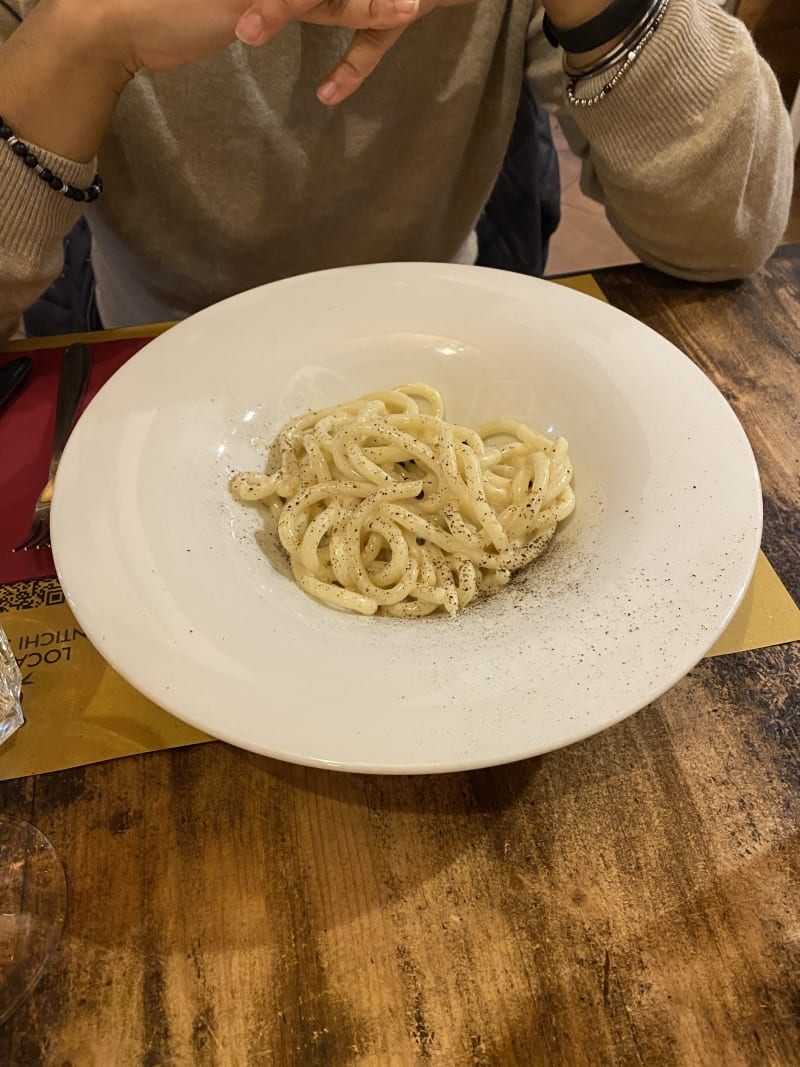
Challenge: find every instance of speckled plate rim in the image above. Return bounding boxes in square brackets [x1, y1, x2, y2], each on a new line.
[51, 264, 762, 774]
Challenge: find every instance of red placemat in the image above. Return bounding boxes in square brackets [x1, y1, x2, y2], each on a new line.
[0, 337, 152, 585]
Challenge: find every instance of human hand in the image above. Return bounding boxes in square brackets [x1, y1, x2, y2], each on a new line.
[95, 0, 473, 102]
[236, 0, 481, 105]
[69, 0, 414, 81]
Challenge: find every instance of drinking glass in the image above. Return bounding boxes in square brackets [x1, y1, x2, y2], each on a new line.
[0, 626, 66, 1024]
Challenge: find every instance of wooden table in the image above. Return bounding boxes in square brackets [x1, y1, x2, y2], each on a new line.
[1, 248, 799, 1067]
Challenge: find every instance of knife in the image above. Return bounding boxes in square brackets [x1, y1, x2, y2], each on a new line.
[0, 356, 32, 410]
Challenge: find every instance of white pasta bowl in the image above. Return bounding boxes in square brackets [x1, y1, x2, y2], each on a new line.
[51, 263, 761, 773]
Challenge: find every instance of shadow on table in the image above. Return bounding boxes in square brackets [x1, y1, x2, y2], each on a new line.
[249, 748, 543, 816]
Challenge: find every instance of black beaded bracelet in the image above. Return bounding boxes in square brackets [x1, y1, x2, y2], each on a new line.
[0, 114, 103, 203]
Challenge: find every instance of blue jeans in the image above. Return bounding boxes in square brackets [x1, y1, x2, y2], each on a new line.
[476, 83, 561, 278]
[23, 218, 102, 337]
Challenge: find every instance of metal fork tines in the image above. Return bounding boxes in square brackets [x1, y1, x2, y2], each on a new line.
[14, 343, 92, 552]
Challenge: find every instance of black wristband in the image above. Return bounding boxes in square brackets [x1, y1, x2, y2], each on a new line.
[543, 0, 651, 53]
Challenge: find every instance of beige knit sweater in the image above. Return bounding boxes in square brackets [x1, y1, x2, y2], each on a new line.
[0, 0, 794, 340]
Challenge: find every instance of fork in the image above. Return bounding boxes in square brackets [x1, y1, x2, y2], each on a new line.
[14, 343, 93, 551]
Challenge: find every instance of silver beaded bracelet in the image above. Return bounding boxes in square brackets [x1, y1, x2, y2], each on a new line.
[565, 0, 670, 108]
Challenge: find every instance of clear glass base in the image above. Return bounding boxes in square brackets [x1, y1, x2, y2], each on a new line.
[0, 818, 66, 1025]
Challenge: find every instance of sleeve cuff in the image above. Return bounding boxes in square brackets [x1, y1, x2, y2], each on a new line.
[0, 138, 97, 257]
[566, 0, 757, 169]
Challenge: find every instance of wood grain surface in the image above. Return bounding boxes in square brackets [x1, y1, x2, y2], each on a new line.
[1, 251, 799, 1067]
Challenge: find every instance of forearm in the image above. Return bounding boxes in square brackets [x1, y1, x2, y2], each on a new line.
[0, 0, 131, 162]
[0, 133, 95, 344]
[0, 0, 133, 343]
[528, 0, 794, 280]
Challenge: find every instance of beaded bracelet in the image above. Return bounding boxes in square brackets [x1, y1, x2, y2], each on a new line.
[566, 0, 669, 108]
[0, 114, 103, 202]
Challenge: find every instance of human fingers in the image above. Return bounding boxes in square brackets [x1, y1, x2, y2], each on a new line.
[316, 25, 405, 104]
[235, 0, 418, 46]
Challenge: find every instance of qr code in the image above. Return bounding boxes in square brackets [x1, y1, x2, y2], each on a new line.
[0, 578, 64, 614]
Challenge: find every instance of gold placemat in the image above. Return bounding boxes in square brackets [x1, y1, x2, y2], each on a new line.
[0, 581, 210, 780]
[1, 274, 797, 781]
[551, 273, 608, 302]
[706, 552, 800, 657]
[2, 320, 178, 353]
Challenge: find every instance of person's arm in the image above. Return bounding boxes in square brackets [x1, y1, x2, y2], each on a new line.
[527, 0, 794, 281]
[0, 0, 421, 344]
[0, 0, 132, 343]
[0, 1, 132, 160]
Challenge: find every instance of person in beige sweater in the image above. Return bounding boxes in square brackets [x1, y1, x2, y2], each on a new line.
[0, 0, 794, 342]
